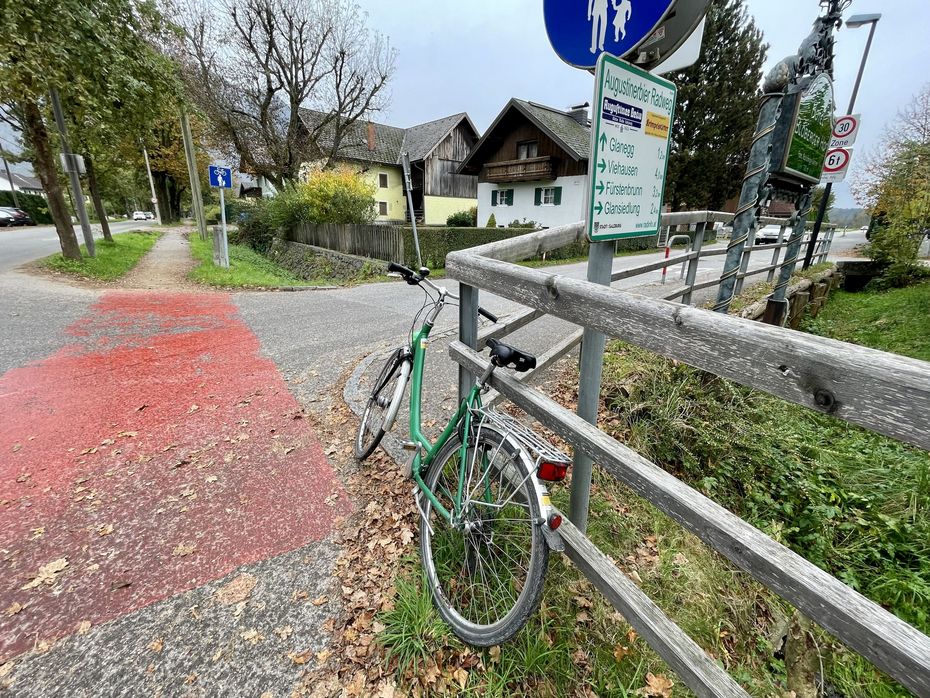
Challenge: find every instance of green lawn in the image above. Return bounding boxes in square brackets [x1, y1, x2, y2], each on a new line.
[802, 281, 930, 361]
[188, 233, 318, 288]
[41, 231, 159, 280]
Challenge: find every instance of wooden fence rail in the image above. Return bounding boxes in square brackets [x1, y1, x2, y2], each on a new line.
[446, 221, 930, 697]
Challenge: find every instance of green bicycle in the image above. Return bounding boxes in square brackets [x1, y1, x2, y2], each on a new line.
[355, 262, 570, 646]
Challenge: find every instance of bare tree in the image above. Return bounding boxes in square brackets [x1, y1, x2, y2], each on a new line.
[175, 0, 395, 187]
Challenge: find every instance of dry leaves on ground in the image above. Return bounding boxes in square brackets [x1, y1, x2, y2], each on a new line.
[637, 672, 674, 697]
[215, 573, 257, 605]
[21, 558, 68, 590]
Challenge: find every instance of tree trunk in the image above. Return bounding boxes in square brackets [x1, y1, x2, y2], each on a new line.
[83, 155, 112, 242]
[21, 97, 81, 259]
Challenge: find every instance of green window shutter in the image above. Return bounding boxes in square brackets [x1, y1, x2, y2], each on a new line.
[491, 190, 498, 206]
[507, 190, 514, 206]
[534, 188, 542, 206]
[554, 187, 562, 205]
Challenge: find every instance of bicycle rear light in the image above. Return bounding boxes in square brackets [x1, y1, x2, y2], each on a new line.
[537, 460, 569, 482]
[547, 513, 563, 530]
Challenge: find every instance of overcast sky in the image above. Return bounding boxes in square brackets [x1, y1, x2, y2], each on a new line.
[361, 0, 930, 208]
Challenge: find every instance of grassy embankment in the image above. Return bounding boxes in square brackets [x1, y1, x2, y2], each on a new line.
[41, 231, 159, 281]
[379, 281, 930, 697]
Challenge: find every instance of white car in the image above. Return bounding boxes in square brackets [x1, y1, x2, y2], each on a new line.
[132, 211, 146, 221]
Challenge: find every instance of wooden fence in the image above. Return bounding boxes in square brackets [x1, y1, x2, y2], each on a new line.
[446, 222, 930, 697]
[290, 223, 404, 263]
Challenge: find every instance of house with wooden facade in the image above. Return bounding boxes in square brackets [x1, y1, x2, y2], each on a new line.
[299, 110, 480, 225]
[458, 99, 591, 228]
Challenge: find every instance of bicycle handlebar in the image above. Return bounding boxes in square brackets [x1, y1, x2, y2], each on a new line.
[388, 260, 495, 321]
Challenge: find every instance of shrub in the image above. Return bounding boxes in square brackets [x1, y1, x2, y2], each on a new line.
[485, 213, 496, 228]
[203, 204, 221, 224]
[865, 223, 930, 289]
[267, 167, 375, 230]
[446, 210, 475, 227]
[0, 191, 52, 224]
[507, 218, 537, 229]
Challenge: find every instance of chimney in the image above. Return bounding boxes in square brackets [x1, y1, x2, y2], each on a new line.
[567, 102, 590, 125]
[367, 122, 376, 151]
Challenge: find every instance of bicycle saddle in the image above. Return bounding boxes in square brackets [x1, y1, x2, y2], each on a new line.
[485, 339, 536, 373]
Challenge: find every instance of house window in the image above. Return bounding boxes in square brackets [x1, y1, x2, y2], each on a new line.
[378, 201, 388, 216]
[534, 186, 562, 206]
[517, 141, 538, 160]
[492, 189, 513, 207]
[378, 173, 388, 188]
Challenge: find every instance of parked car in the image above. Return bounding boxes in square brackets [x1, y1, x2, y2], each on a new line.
[0, 207, 35, 225]
[144, 212, 154, 220]
[755, 224, 786, 245]
[132, 210, 146, 221]
[0, 209, 16, 227]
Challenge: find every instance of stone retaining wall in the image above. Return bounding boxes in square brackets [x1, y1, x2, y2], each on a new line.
[266, 239, 388, 282]
[738, 267, 843, 328]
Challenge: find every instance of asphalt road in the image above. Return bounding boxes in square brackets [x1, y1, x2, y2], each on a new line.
[0, 220, 155, 273]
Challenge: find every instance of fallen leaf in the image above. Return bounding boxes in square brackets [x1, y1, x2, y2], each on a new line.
[76, 620, 91, 635]
[613, 644, 630, 662]
[149, 638, 164, 653]
[173, 543, 196, 557]
[316, 648, 332, 663]
[274, 625, 293, 640]
[30, 527, 44, 540]
[185, 673, 197, 685]
[453, 667, 468, 689]
[21, 558, 68, 590]
[205, 475, 218, 484]
[240, 629, 263, 645]
[488, 645, 501, 664]
[117, 431, 138, 438]
[97, 524, 114, 537]
[215, 573, 257, 605]
[627, 628, 639, 644]
[188, 404, 200, 414]
[100, 439, 115, 446]
[11, 443, 21, 453]
[638, 673, 674, 697]
[288, 649, 312, 665]
[3, 603, 23, 617]
[311, 595, 328, 606]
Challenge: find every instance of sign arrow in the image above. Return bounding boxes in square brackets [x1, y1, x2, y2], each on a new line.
[599, 133, 608, 150]
[594, 202, 603, 215]
[598, 159, 606, 173]
[596, 181, 605, 195]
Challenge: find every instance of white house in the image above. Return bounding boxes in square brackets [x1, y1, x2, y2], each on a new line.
[458, 99, 590, 229]
[0, 171, 44, 197]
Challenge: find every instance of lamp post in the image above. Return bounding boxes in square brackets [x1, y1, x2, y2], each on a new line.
[803, 12, 881, 269]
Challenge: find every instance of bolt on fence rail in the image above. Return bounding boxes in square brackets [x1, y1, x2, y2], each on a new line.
[447, 220, 930, 697]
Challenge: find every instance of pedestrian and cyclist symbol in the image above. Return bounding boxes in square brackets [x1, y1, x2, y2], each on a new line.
[544, 0, 675, 69]
[208, 165, 232, 189]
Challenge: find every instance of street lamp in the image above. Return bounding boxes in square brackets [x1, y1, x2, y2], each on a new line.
[803, 12, 881, 269]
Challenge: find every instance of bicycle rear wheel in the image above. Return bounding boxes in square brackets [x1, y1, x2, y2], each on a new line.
[355, 348, 409, 460]
[419, 427, 548, 646]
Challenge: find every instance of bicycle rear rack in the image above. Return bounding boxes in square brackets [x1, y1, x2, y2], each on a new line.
[474, 408, 571, 469]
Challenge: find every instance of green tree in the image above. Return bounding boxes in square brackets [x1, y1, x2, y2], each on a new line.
[807, 186, 836, 222]
[0, 0, 176, 257]
[664, 0, 768, 211]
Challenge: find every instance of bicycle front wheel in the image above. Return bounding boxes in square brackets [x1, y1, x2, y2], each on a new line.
[355, 348, 408, 460]
[420, 427, 548, 646]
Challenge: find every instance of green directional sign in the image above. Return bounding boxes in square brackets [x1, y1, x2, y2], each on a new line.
[772, 72, 834, 185]
[586, 53, 677, 242]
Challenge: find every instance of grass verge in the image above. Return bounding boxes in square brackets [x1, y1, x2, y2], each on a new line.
[41, 230, 160, 281]
[188, 233, 321, 288]
[379, 282, 929, 697]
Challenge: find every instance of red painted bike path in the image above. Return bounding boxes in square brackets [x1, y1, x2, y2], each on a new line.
[0, 291, 350, 662]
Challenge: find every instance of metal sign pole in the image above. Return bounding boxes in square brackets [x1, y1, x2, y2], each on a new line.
[218, 184, 229, 268]
[50, 88, 95, 257]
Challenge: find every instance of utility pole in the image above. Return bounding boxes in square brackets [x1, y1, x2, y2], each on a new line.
[803, 12, 881, 269]
[141, 143, 162, 226]
[180, 109, 207, 239]
[50, 88, 95, 257]
[2, 156, 20, 208]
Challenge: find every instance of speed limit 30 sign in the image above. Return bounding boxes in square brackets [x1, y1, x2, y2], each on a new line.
[821, 147, 853, 183]
[830, 114, 861, 148]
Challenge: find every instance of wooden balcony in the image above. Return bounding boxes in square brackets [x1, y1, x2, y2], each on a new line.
[485, 156, 554, 183]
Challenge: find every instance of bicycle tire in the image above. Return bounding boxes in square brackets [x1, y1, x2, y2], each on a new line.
[354, 348, 408, 460]
[419, 427, 548, 646]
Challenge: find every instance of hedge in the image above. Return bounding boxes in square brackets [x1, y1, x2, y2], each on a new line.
[0, 191, 52, 224]
[400, 226, 714, 269]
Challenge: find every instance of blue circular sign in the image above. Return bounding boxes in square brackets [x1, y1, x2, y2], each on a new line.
[543, 0, 676, 70]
